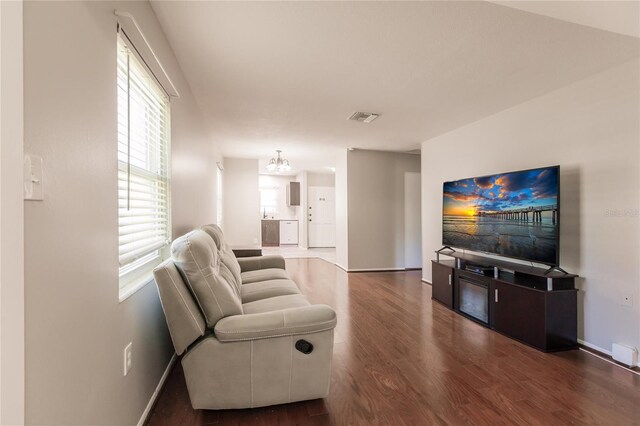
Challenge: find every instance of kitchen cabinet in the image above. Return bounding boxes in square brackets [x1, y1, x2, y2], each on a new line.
[261, 220, 280, 247]
[279, 220, 298, 245]
[287, 182, 300, 206]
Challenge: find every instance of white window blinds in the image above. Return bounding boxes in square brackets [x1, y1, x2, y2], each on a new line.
[117, 35, 171, 280]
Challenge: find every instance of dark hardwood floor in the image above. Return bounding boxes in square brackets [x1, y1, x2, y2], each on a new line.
[147, 258, 640, 425]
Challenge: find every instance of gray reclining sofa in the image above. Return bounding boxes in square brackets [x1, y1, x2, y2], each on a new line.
[153, 224, 337, 409]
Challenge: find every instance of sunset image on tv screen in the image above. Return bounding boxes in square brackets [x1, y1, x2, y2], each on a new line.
[442, 166, 559, 265]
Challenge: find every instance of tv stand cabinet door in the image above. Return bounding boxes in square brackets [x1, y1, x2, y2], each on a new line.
[492, 281, 546, 350]
[431, 261, 454, 309]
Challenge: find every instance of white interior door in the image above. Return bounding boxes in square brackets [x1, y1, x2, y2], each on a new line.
[308, 186, 336, 248]
[404, 172, 422, 269]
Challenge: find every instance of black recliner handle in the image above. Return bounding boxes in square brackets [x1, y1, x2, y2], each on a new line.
[295, 339, 314, 354]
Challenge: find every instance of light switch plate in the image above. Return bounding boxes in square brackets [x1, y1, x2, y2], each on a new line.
[124, 342, 133, 376]
[24, 155, 44, 201]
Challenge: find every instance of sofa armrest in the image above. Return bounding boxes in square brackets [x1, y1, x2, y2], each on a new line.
[236, 255, 286, 272]
[214, 305, 337, 342]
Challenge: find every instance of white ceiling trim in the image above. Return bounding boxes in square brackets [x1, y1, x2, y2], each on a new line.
[490, 1, 640, 39]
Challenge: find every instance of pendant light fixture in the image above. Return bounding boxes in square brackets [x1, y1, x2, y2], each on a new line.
[266, 150, 291, 172]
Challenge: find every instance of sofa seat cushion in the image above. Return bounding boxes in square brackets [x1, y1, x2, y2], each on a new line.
[242, 294, 310, 315]
[241, 268, 290, 284]
[240, 279, 301, 303]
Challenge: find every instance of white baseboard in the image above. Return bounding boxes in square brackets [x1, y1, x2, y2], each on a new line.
[579, 339, 640, 370]
[137, 354, 177, 426]
[347, 267, 405, 272]
[334, 263, 348, 272]
[421, 279, 432, 285]
[578, 339, 611, 356]
[335, 263, 417, 273]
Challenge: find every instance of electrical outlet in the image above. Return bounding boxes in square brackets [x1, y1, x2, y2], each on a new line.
[124, 342, 133, 376]
[622, 294, 633, 308]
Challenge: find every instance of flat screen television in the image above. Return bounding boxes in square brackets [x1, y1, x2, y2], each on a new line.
[442, 166, 559, 265]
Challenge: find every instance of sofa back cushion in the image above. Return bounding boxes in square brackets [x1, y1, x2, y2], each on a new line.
[172, 229, 242, 327]
[201, 224, 243, 292]
[200, 224, 226, 250]
[153, 259, 206, 355]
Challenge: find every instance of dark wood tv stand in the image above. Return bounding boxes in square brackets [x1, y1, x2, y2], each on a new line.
[431, 251, 578, 352]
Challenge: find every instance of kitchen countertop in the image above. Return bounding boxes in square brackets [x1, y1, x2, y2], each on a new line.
[262, 218, 298, 221]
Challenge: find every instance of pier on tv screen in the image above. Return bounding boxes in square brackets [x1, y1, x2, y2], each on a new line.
[442, 166, 559, 265]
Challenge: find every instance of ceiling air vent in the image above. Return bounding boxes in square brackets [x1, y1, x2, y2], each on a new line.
[348, 111, 380, 123]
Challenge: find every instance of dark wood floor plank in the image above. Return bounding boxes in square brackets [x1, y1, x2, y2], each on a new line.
[147, 258, 640, 425]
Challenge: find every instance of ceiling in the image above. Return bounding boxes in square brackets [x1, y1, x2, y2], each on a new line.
[150, 1, 640, 172]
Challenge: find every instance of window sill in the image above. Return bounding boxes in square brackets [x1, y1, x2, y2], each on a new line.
[118, 252, 165, 303]
[119, 273, 155, 303]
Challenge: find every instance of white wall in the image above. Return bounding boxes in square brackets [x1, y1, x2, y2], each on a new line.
[295, 171, 309, 248]
[404, 172, 422, 269]
[308, 172, 335, 187]
[421, 59, 640, 356]
[23, 2, 221, 424]
[0, 1, 25, 423]
[335, 151, 349, 269]
[346, 150, 421, 270]
[223, 158, 260, 246]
